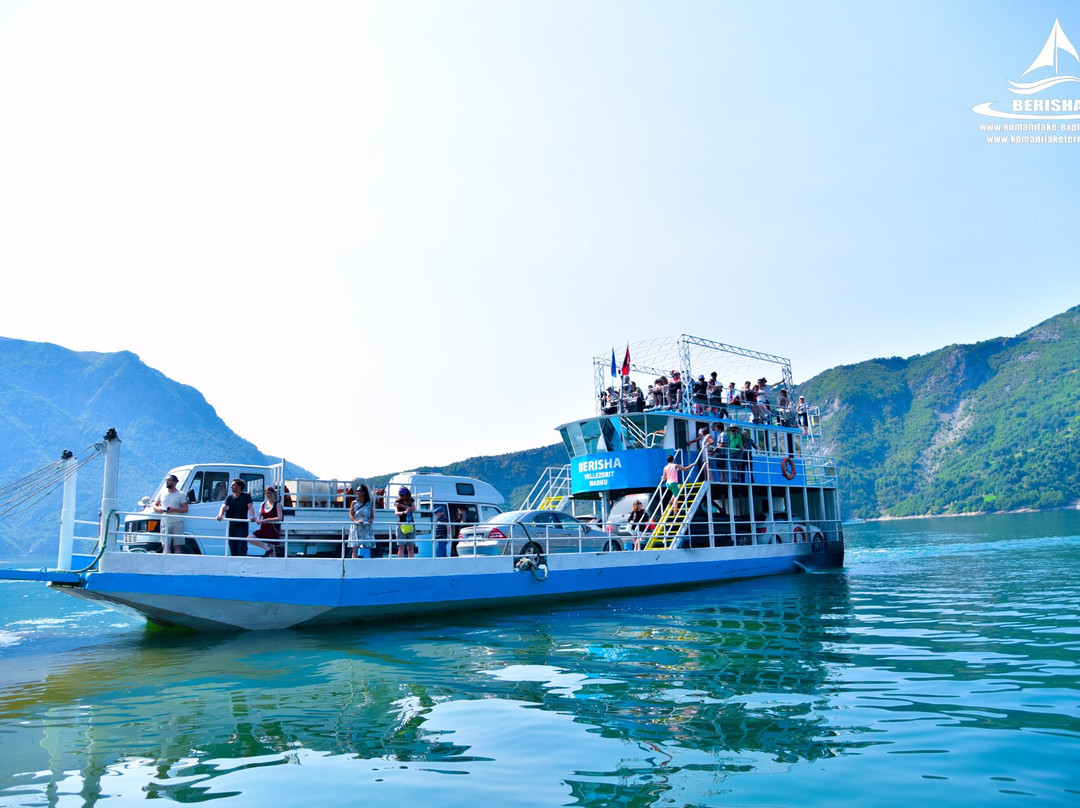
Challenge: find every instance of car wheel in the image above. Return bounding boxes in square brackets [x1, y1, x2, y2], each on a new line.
[602, 539, 622, 552]
[812, 533, 825, 554]
[518, 541, 544, 558]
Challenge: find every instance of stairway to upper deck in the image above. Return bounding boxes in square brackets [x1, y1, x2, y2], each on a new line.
[522, 465, 572, 511]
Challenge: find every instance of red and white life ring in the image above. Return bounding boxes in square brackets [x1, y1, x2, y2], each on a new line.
[781, 456, 796, 480]
[793, 525, 806, 543]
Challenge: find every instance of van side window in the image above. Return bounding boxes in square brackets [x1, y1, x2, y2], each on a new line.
[188, 472, 203, 504]
[203, 472, 230, 502]
[241, 474, 265, 502]
[455, 482, 476, 496]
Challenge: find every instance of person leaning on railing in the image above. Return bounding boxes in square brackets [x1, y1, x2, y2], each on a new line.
[250, 486, 284, 557]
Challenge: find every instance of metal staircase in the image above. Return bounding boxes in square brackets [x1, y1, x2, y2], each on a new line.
[522, 465, 572, 511]
[643, 453, 709, 550]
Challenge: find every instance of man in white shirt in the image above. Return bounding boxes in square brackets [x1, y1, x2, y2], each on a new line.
[153, 474, 189, 554]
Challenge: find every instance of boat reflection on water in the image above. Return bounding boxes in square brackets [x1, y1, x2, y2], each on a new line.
[0, 573, 855, 806]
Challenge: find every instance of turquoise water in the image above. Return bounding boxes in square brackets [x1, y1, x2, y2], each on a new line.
[1, 511, 1078, 806]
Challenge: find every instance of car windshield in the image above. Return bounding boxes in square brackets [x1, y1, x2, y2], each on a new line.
[485, 511, 531, 525]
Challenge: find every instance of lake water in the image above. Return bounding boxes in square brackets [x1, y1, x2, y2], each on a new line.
[1, 510, 1078, 807]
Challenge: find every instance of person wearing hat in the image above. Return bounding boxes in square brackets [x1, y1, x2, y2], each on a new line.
[692, 374, 708, 411]
[394, 486, 417, 558]
[797, 396, 809, 433]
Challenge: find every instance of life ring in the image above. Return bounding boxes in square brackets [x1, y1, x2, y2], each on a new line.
[781, 457, 796, 480]
[793, 525, 806, 543]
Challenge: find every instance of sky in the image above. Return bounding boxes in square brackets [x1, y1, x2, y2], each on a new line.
[1, 1, 1078, 479]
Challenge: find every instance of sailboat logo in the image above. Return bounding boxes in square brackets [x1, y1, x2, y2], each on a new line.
[973, 18, 1080, 120]
[1008, 19, 1080, 95]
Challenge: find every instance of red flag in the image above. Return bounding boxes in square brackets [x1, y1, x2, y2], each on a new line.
[621, 344, 630, 377]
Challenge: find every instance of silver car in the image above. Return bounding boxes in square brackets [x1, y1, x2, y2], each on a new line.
[456, 509, 623, 556]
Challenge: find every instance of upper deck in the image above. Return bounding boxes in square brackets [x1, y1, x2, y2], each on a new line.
[555, 335, 834, 498]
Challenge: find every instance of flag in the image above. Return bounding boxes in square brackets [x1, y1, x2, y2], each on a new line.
[610, 349, 617, 377]
[621, 344, 630, 377]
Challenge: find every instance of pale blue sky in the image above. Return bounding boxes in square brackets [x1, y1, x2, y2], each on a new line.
[0, 2, 1076, 477]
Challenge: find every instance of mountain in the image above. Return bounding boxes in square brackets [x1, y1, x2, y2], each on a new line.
[795, 305, 1080, 518]
[0, 338, 309, 555]
[3, 306, 1078, 555]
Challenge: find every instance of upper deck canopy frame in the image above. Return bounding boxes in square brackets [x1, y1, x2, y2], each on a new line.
[593, 335, 794, 415]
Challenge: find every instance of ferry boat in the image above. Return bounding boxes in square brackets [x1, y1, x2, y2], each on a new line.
[0, 336, 843, 631]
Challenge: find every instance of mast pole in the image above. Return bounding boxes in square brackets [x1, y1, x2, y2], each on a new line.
[56, 450, 78, 570]
[99, 428, 121, 552]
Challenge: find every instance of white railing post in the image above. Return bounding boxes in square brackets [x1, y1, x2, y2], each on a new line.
[57, 450, 78, 570]
[99, 428, 121, 551]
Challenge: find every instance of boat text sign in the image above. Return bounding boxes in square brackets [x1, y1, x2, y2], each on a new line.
[570, 449, 666, 495]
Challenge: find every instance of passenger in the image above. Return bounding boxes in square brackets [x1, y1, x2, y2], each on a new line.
[655, 375, 669, 407]
[726, 382, 738, 405]
[751, 384, 773, 424]
[433, 505, 450, 557]
[712, 422, 729, 482]
[627, 380, 645, 412]
[347, 482, 374, 558]
[628, 499, 648, 550]
[250, 486, 284, 557]
[217, 478, 255, 557]
[692, 375, 708, 411]
[394, 486, 417, 558]
[153, 473, 188, 554]
[451, 504, 468, 557]
[660, 455, 689, 511]
[727, 426, 746, 482]
[668, 371, 683, 409]
[797, 396, 809, 434]
[777, 388, 792, 426]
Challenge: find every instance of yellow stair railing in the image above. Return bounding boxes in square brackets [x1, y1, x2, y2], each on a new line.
[645, 480, 704, 550]
[538, 495, 565, 510]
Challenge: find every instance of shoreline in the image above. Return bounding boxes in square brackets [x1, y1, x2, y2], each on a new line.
[856, 503, 1080, 524]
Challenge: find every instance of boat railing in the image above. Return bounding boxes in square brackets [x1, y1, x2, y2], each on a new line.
[105, 511, 534, 560]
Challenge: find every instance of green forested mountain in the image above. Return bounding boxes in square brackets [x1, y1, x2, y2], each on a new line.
[376, 307, 1080, 520]
[0, 338, 309, 555]
[796, 306, 1080, 518]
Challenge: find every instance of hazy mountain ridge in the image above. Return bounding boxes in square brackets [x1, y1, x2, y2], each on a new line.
[0, 337, 308, 554]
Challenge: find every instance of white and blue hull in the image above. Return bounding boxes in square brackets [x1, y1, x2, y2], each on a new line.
[54, 542, 841, 631]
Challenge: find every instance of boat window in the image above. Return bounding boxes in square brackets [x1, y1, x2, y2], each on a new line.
[558, 427, 580, 459]
[455, 482, 476, 496]
[756, 429, 768, 452]
[793, 434, 802, 455]
[619, 415, 648, 449]
[188, 472, 203, 504]
[449, 503, 480, 534]
[241, 474, 265, 502]
[645, 415, 667, 448]
[600, 418, 621, 452]
[580, 419, 602, 454]
[771, 432, 783, 454]
[203, 472, 230, 503]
